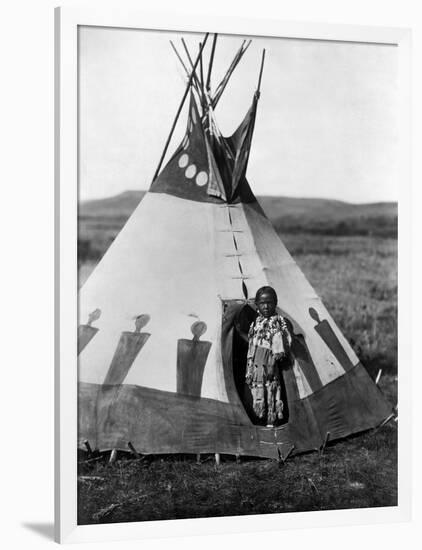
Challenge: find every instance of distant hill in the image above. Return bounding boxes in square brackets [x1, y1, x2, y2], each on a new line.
[80, 190, 147, 218]
[80, 190, 396, 233]
[78, 190, 397, 264]
[258, 196, 397, 237]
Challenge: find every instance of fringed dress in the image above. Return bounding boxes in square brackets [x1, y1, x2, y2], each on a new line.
[246, 314, 292, 425]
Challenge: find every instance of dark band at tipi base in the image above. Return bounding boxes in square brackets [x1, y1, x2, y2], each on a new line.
[77, 33, 394, 462]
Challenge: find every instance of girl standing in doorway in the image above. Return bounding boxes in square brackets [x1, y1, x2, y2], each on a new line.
[246, 286, 292, 426]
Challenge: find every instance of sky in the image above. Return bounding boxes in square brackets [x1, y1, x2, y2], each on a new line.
[79, 26, 399, 203]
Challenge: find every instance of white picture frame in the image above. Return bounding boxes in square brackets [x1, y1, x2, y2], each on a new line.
[55, 5, 411, 544]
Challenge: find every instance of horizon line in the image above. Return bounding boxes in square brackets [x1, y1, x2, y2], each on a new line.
[79, 189, 398, 206]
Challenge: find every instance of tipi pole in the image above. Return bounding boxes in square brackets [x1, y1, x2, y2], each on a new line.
[256, 49, 266, 94]
[212, 40, 251, 108]
[205, 34, 218, 91]
[170, 40, 202, 99]
[199, 42, 204, 89]
[170, 40, 190, 79]
[170, 40, 202, 97]
[152, 33, 209, 182]
[181, 38, 205, 102]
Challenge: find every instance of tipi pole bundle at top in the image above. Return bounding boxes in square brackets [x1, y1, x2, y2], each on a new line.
[78, 34, 393, 461]
[152, 33, 209, 182]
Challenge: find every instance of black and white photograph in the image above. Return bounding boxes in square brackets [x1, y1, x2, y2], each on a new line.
[75, 23, 399, 526]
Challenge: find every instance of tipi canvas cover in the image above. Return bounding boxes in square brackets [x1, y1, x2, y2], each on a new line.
[78, 37, 392, 460]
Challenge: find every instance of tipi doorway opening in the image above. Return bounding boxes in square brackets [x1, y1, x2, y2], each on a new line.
[225, 301, 290, 427]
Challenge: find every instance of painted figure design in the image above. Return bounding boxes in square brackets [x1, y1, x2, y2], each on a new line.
[103, 314, 151, 385]
[78, 308, 101, 355]
[177, 321, 212, 397]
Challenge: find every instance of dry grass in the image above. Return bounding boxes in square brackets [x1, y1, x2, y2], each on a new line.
[282, 235, 397, 376]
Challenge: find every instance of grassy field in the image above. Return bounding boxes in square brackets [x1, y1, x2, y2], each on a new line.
[77, 193, 397, 525]
[78, 411, 396, 524]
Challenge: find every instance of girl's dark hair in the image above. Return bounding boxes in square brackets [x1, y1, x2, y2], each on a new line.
[255, 286, 278, 304]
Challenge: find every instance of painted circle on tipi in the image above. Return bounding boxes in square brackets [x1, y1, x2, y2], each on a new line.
[195, 171, 208, 187]
[185, 164, 197, 179]
[178, 153, 189, 168]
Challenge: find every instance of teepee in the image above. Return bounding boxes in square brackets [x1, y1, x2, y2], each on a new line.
[78, 34, 392, 460]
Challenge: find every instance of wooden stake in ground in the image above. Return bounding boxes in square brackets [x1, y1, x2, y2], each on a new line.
[278, 444, 295, 465]
[215, 453, 221, 466]
[127, 441, 141, 458]
[320, 432, 330, 455]
[83, 439, 93, 456]
[378, 412, 396, 429]
[109, 448, 117, 464]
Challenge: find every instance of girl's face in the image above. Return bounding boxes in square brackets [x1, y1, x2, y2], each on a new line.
[256, 292, 277, 318]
